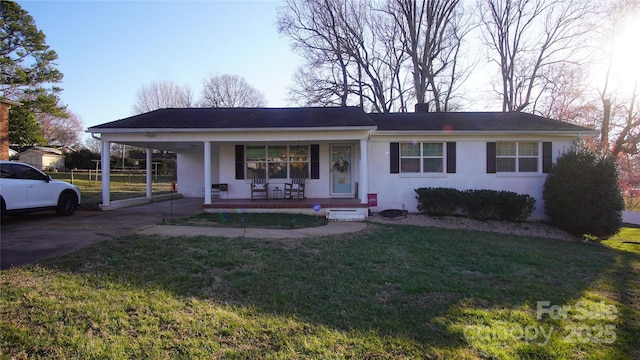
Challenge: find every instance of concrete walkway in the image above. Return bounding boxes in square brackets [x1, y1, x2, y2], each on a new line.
[138, 221, 368, 239]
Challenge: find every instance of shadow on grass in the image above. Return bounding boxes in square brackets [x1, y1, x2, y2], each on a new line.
[32, 224, 640, 357]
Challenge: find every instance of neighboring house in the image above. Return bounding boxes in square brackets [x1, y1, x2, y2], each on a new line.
[17, 147, 65, 172]
[86, 106, 596, 219]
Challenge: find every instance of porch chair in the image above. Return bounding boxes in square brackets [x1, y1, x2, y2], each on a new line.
[250, 170, 269, 199]
[284, 172, 306, 199]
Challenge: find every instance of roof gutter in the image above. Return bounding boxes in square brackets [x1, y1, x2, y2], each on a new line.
[86, 126, 378, 134]
[372, 129, 599, 136]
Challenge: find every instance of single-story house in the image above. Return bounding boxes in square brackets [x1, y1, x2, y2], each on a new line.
[17, 146, 65, 171]
[86, 106, 596, 219]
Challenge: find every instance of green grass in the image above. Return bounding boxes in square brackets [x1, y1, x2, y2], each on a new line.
[48, 172, 173, 208]
[2, 223, 639, 359]
[169, 212, 328, 229]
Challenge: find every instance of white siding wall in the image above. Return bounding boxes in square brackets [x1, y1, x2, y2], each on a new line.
[176, 136, 577, 219]
[178, 142, 361, 200]
[176, 152, 204, 197]
[368, 138, 576, 219]
[177, 147, 220, 197]
[217, 142, 360, 199]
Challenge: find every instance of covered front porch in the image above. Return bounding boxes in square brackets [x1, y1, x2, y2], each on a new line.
[202, 197, 369, 219]
[87, 107, 377, 216]
[100, 194, 369, 221]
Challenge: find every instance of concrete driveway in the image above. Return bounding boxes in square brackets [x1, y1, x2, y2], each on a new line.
[0, 197, 203, 270]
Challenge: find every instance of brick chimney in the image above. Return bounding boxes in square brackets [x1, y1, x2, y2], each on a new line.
[415, 103, 429, 113]
[0, 99, 22, 160]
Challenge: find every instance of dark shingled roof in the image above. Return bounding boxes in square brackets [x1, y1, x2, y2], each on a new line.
[88, 107, 376, 130]
[369, 112, 592, 132]
[88, 107, 595, 133]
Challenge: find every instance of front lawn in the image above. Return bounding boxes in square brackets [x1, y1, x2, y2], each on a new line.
[169, 212, 329, 229]
[1, 224, 638, 359]
[48, 172, 174, 209]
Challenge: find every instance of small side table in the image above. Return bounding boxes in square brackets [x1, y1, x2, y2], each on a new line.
[272, 187, 283, 200]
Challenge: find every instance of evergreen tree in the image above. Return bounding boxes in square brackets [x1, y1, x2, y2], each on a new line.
[8, 106, 45, 148]
[1, 1, 66, 116]
[543, 144, 625, 238]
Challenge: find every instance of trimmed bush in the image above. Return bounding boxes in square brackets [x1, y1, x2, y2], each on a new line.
[462, 189, 535, 222]
[415, 187, 462, 216]
[543, 145, 624, 238]
[415, 187, 536, 221]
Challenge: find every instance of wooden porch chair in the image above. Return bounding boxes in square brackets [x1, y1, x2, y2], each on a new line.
[284, 172, 306, 199]
[250, 170, 268, 199]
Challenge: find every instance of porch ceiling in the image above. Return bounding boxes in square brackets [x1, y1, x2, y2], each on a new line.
[112, 140, 205, 153]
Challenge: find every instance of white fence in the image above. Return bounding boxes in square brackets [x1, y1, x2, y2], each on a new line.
[623, 211, 640, 225]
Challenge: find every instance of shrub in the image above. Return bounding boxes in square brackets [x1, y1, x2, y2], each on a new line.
[495, 192, 537, 222]
[415, 187, 462, 216]
[543, 144, 624, 238]
[65, 148, 100, 169]
[415, 187, 535, 221]
[461, 190, 536, 222]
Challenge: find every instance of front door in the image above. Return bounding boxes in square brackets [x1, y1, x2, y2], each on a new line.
[330, 145, 352, 196]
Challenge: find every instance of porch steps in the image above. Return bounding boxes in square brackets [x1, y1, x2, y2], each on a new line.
[326, 208, 368, 222]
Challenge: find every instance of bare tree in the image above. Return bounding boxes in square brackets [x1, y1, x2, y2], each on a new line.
[278, 0, 470, 112]
[83, 137, 102, 154]
[39, 111, 83, 147]
[386, 0, 473, 111]
[200, 74, 266, 108]
[533, 63, 598, 126]
[278, 0, 408, 112]
[592, 0, 640, 155]
[278, 0, 353, 107]
[338, 1, 406, 112]
[132, 80, 194, 114]
[479, 0, 593, 112]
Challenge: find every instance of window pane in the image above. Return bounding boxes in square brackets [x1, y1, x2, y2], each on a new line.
[247, 162, 266, 179]
[519, 142, 538, 156]
[268, 146, 287, 162]
[496, 142, 516, 156]
[18, 165, 46, 180]
[401, 143, 420, 156]
[423, 158, 443, 172]
[268, 162, 287, 179]
[401, 158, 420, 173]
[290, 162, 309, 178]
[289, 145, 309, 162]
[423, 143, 443, 156]
[0, 164, 16, 178]
[246, 146, 266, 161]
[496, 158, 516, 172]
[519, 158, 538, 172]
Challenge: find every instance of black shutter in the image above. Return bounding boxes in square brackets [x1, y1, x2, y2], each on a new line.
[543, 142, 552, 173]
[487, 142, 496, 173]
[390, 142, 399, 173]
[235, 145, 244, 180]
[446, 142, 456, 173]
[310, 144, 320, 179]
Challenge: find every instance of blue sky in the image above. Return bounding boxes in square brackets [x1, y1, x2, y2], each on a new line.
[18, 0, 300, 130]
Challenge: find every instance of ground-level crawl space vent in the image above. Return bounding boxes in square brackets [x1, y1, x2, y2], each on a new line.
[325, 208, 368, 222]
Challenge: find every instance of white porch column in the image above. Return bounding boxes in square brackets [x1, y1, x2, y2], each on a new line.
[101, 140, 111, 207]
[203, 141, 212, 205]
[145, 148, 152, 199]
[359, 139, 369, 205]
